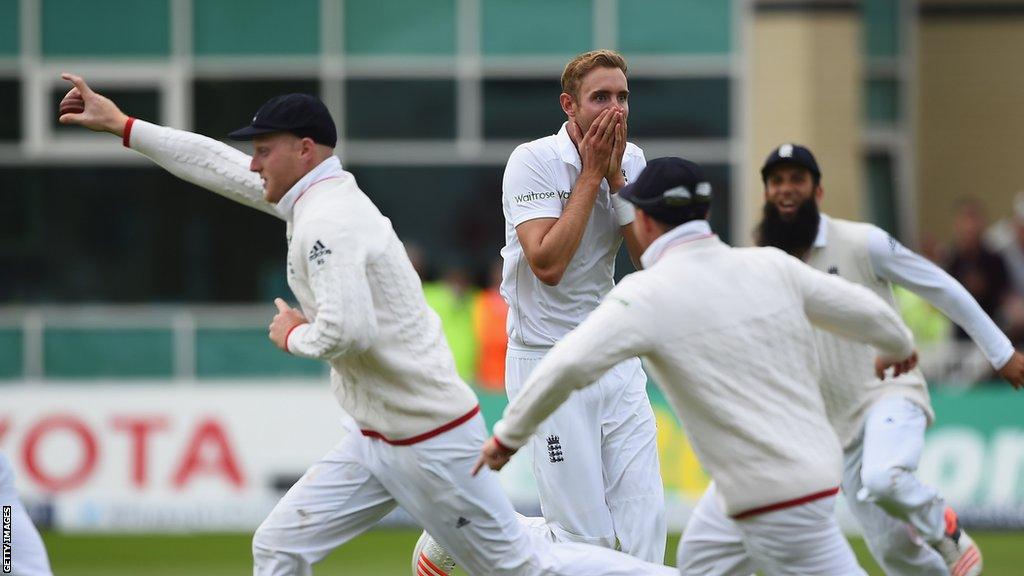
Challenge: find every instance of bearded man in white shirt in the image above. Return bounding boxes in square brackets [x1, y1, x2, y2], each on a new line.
[57, 74, 677, 576]
[756, 143, 1024, 576]
[475, 156, 922, 576]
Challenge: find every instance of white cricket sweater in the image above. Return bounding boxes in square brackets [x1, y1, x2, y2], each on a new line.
[125, 119, 479, 442]
[493, 223, 914, 517]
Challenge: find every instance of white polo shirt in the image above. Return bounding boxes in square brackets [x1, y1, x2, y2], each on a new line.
[499, 122, 646, 348]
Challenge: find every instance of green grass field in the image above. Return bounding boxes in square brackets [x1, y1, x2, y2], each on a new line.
[41, 529, 1024, 575]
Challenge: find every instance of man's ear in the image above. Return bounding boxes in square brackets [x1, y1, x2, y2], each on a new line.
[814, 184, 825, 203]
[559, 92, 575, 119]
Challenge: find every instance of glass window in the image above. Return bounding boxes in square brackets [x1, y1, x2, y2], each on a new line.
[52, 87, 160, 132]
[482, 0, 592, 55]
[45, 328, 174, 378]
[41, 0, 170, 57]
[866, 152, 899, 236]
[619, 0, 732, 54]
[196, 328, 324, 377]
[344, 0, 456, 55]
[0, 1, 18, 56]
[483, 79, 565, 139]
[0, 329, 21, 379]
[628, 78, 730, 138]
[346, 80, 456, 139]
[865, 78, 900, 127]
[193, 79, 320, 138]
[864, 0, 900, 58]
[193, 0, 319, 56]
[0, 79, 20, 141]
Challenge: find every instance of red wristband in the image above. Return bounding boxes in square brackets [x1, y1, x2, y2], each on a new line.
[284, 322, 307, 354]
[493, 436, 516, 454]
[122, 117, 136, 148]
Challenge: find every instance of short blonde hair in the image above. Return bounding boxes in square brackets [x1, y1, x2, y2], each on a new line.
[561, 49, 628, 101]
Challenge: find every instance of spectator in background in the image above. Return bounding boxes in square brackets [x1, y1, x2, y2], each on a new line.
[895, 235, 952, 347]
[991, 193, 1024, 346]
[946, 198, 1011, 341]
[473, 260, 509, 391]
[422, 266, 480, 384]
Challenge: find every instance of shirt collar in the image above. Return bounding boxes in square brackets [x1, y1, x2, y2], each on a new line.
[640, 219, 715, 269]
[814, 213, 830, 248]
[274, 156, 345, 221]
[555, 122, 582, 170]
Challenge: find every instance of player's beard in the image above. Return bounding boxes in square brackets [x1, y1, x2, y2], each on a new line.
[756, 197, 821, 258]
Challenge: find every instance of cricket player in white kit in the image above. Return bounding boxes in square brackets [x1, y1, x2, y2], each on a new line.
[756, 143, 1024, 576]
[0, 454, 53, 576]
[476, 157, 922, 575]
[497, 48, 665, 559]
[58, 74, 677, 576]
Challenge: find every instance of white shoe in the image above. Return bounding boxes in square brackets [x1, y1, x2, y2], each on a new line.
[412, 530, 456, 576]
[932, 507, 982, 576]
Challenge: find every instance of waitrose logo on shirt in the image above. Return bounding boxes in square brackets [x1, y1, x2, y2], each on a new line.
[514, 190, 571, 204]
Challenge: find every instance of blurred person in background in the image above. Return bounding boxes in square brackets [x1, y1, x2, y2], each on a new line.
[988, 193, 1024, 346]
[57, 73, 677, 576]
[473, 259, 509, 392]
[756, 143, 1024, 576]
[422, 265, 480, 383]
[946, 198, 1012, 342]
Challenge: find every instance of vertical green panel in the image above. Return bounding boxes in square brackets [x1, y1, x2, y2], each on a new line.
[44, 329, 174, 378]
[196, 328, 323, 378]
[619, 0, 732, 54]
[865, 78, 900, 126]
[482, 0, 592, 55]
[344, 0, 456, 55]
[41, 0, 169, 57]
[0, 329, 23, 379]
[0, 0, 18, 56]
[194, 0, 319, 56]
[864, 0, 900, 57]
[866, 152, 899, 237]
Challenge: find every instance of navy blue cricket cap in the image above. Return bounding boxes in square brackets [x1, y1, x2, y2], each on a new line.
[619, 157, 712, 224]
[227, 93, 337, 147]
[760, 143, 821, 183]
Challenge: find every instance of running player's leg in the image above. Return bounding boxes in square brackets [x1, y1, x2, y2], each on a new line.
[599, 358, 666, 562]
[737, 495, 865, 576]
[380, 414, 676, 576]
[252, 427, 396, 576]
[842, 432, 947, 575]
[676, 483, 755, 576]
[505, 349, 616, 549]
[0, 455, 52, 576]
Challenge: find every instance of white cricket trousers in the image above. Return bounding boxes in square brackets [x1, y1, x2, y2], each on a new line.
[505, 348, 667, 563]
[252, 412, 675, 576]
[0, 454, 52, 576]
[676, 482, 865, 575]
[841, 395, 948, 575]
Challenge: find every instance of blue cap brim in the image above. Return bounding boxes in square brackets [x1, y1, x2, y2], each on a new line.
[617, 182, 640, 206]
[226, 124, 281, 141]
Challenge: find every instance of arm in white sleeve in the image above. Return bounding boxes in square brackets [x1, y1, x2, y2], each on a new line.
[785, 254, 914, 359]
[126, 119, 280, 218]
[286, 220, 379, 359]
[493, 280, 652, 449]
[867, 228, 1014, 369]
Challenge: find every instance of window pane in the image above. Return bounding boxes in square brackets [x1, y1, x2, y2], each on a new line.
[344, 0, 456, 55]
[865, 78, 900, 126]
[346, 80, 456, 139]
[196, 328, 324, 377]
[866, 152, 899, 236]
[193, 79, 320, 138]
[864, 0, 900, 58]
[52, 87, 160, 132]
[0, 79, 20, 141]
[193, 0, 319, 56]
[483, 79, 565, 139]
[619, 0, 732, 54]
[482, 0, 591, 55]
[0, 329, 22, 379]
[0, 1, 18, 56]
[351, 165, 505, 276]
[42, 0, 169, 57]
[45, 328, 174, 378]
[628, 78, 730, 138]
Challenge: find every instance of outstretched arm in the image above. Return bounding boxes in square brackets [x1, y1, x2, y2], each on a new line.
[58, 73, 278, 218]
